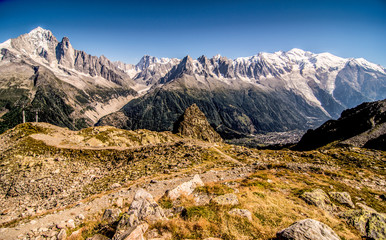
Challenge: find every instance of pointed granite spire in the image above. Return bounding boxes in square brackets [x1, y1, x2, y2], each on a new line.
[173, 104, 222, 143]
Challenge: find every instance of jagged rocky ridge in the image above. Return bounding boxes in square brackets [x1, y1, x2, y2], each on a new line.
[101, 52, 386, 138]
[0, 27, 137, 133]
[296, 99, 386, 150]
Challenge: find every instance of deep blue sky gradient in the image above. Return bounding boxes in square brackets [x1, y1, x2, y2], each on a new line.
[0, 0, 385, 66]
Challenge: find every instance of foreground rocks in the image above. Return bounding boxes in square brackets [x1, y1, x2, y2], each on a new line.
[341, 209, 386, 240]
[276, 219, 341, 240]
[114, 189, 165, 239]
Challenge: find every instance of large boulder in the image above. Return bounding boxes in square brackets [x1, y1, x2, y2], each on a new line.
[329, 192, 355, 208]
[114, 189, 165, 239]
[173, 104, 223, 143]
[301, 189, 335, 212]
[167, 174, 204, 200]
[341, 209, 386, 240]
[277, 219, 340, 240]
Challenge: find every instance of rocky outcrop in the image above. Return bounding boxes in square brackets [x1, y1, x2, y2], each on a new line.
[167, 174, 204, 200]
[173, 104, 223, 142]
[341, 209, 386, 240]
[296, 99, 386, 150]
[329, 192, 355, 208]
[276, 219, 340, 240]
[114, 189, 165, 239]
[301, 189, 336, 212]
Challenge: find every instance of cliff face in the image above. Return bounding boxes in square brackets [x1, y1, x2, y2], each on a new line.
[173, 104, 223, 143]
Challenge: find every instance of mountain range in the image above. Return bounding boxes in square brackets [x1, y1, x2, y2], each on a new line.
[1, 27, 385, 137]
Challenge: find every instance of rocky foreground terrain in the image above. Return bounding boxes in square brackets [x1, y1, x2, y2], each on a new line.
[0, 105, 385, 240]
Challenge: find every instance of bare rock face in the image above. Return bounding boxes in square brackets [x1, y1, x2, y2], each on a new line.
[173, 104, 222, 143]
[114, 189, 165, 239]
[167, 174, 204, 200]
[301, 189, 336, 212]
[277, 219, 341, 240]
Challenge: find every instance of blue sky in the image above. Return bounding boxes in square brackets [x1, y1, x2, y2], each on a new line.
[0, 0, 385, 66]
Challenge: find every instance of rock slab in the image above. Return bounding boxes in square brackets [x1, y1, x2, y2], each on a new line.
[276, 219, 340, 240]
[168, 174, 204, 200]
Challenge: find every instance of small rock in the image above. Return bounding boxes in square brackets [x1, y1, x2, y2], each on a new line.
[211, 193, 239, 206]
[228, 208, 252, 221]
[276, 219, 340, 240]
[194, 193, 211, 206]
[30, 220, 37, 225]
[56, 222, 66, 229]
[150, 180, 158, 184]
[57, 229, 67, 240]
[167, 174, 204, 200]
[116, 197, 124, 208]
[113, 223, 148, 240]
[329, 192, 355, 208]
[77, 213, 85, 220]
[70, 229, 82, 238]
[38, 227, 48, 232]
[356, 202, 377, 212]
[111, 183, 122, 189]
[66, 219, 75, 229]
